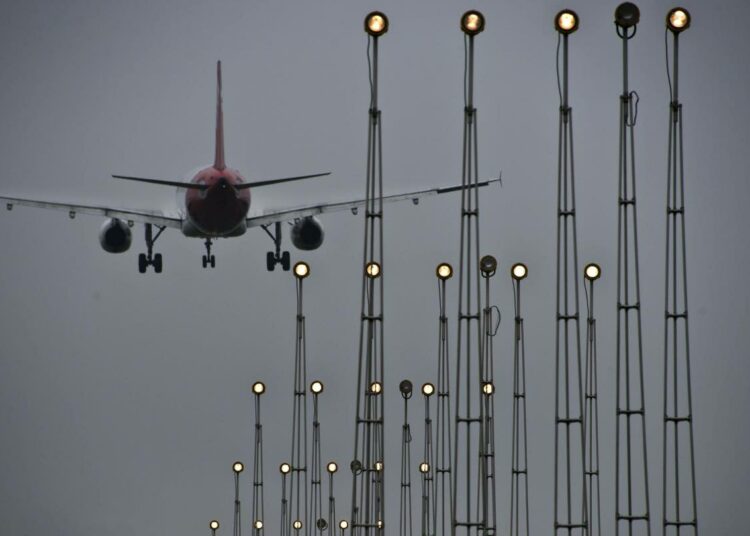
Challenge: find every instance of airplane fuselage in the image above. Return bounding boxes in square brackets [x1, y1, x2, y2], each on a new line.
[184, 165, 250, 237]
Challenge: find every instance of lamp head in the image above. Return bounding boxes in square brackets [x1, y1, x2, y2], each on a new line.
[555, 9, 579, 34]
[339, 520, 349, 530]
[419, 462, 430, 473]
[254, 520, 263, 530]
[461, 10, 485, 35]
[210, 520, 220, 530]
[615, 2, 640, 29]
[584, 263, 601, 281]
[280, 462, 291, 474]
[422, 382, 435, 397]
[327, 461, 339, 474]
[480, 255, 497, 276]
[366, 261, 381, 278]
[399, 379, 413, 398]
[365, 11, 389, 37]
[436, 262, 453, 280]
[482, 382, 494, 395]
[511, 262, 528, 281]
[293, 261, 310, 279]
[252, 381, 266, 395]
[232, 461, 244, 474]
[667, 7, 690, 33]
[310, 380, 324, 394]
[369, 381, 383, 395]
[293, 520, 303, 531]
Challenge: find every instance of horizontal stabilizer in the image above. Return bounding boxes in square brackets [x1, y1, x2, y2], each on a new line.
[112, 175, 207, 190]
[235, 172, 331, 190]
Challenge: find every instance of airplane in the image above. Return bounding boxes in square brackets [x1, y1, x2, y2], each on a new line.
[0, 61, 500, 273]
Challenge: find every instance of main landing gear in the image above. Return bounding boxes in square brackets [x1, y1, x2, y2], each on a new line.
[202, 238, 216, 269]
[262, 221, 290, 271]
[138, 223, 165, 273]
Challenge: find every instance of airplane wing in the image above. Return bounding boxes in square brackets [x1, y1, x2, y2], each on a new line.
[0, 195, 182, 229]
[246, 177, 501, 228]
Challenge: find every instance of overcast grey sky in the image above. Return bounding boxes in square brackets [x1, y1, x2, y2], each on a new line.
[0, 0, 748, 534]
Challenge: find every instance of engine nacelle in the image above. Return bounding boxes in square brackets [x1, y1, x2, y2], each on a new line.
[99, 218, 132, 254]
[290, 216, 324, 251]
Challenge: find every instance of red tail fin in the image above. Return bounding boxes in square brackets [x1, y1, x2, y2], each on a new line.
[214, 61, 226, 171]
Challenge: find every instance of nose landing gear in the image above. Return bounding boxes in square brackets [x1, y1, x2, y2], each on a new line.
[202, 238, 216, 268]
[138, 223, 165, 273]
[261, 221, 290, 271]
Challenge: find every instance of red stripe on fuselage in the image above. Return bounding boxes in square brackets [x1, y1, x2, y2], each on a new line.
[185, 166, 250, 236]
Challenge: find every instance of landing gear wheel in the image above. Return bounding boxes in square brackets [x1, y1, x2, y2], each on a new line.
[153, 253, 163, 274]
[281, 251, 291, 271]
[209, 255, 216, 268]
[266, 251, 275, 271]
[202, 255, 208, 269]
[138, 253, 147, 274]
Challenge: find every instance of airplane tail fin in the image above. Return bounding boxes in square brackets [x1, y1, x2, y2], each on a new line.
[214, 60, 226, 171]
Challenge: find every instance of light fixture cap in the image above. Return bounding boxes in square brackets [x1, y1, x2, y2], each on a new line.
[419, 462, 430, 473]
[584, 262, 602, 281]
[365, 261, 382, 278]
[555, 9, 579, 34]
[254, 520, 264, 530]
[252, 381, 266, 395]
[615, 2, 640, 29]
[422, 382, 435, 397]
[480, 254, 497, 276]
[210, 520, 220, 530]
[369, 381, 383, 395]
[482, 382, 495, 395]
[327, 461, 339, 473]
[365, 11, 389, 36]
[436, 262, 453, 280]
[310, 380, 324, 394]
[461, 10, 485, 35]
[232, 461, 244, 473]
[280, 462, 292, 474]
[511, 262, 528, 280]
[667, 7, 690, 33]
[293, 261, 310, 279]
[339, 520, 349, 530]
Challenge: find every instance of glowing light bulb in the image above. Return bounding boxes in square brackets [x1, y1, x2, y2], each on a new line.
[511, 262, 528, 281]
[233, 461, 244, 473]
[584, 263, 601, 281]
[436, 263, 453, 280]
[422, 382, 435, 396]
[365, 12, 388, 36]
[294, 261, 310, 279]
[252, 381, 266, 395]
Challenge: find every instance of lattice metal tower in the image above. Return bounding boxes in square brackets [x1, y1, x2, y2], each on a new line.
[400, 381, 414, 536]
[552, 9, 589, 535]
[613, 4, 652, 535]
[435, 263, 454, 536]
[310, 381, 326, 534]
[290, 261, 311, 535]
[479, 255, 499, 536]
[583, 264, 603, 536]
[452, 11, 486, 536]
[350, 11, 388, 536]
[421, 383, 436, 536]
[251, 382, 267, 535]
[509, 263, 530, 536]
[662, 8, 699, 535]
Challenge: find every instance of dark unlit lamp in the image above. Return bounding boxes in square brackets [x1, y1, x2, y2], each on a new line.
[615, 2, 640, 28]
[294, 261, 310, 279]
[436, 262, 453, 280]
[399, 379, 413, 397]
[365, 11, 388, 36]
[667, 7, 690, 32]
[555, 9, 579, 34]
[233, 461, 244, 473]
[461, 10, 485, 35]
[311, 380, 324, 394]
[252, 381, 266, 395]
[511, 262, 528, 281]
[366, 261, 381, 278]
[480, 254, 497, 276]
[584, 263, 601, 281]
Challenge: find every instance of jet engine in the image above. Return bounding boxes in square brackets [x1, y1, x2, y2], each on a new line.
[99, 218, 132, 253]
[290, 216, 324, 251]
